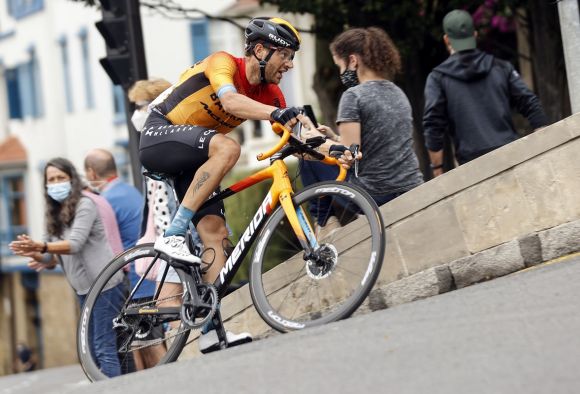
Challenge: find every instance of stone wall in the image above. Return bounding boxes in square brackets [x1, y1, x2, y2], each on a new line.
[202, 113, 580, 345]
[38, 273, 79, 368]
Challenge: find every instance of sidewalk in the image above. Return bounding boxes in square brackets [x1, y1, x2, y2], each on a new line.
[0, 364, 88, 394]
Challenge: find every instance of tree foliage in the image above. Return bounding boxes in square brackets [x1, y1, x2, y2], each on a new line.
[263, 0, 524, 57]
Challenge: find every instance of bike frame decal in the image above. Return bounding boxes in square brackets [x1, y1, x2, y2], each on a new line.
[217, 192, 273, 285]
[196, 159, 315, 294]
[266, 310, 305, 329]
[296, 206, 318, 249]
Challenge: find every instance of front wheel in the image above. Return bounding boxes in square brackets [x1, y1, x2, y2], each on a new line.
[77, 244, 192, 381]
[249, 181, 385, 332]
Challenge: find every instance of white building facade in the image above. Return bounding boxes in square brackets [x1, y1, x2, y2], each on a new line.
[0, 0, 317, 269]
[0, 0, 317, 372]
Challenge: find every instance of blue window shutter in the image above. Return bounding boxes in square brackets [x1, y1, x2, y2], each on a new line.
[8, 0, 44, 19]
[190, 19, 209, 63]
[5, 68, 22, 119]
[17, 63, 32, 118]
[1, 174, 28, 257]
[79, 30, 94, 109]
[59, 37, 73, 113]
[30, 50, 43, 117]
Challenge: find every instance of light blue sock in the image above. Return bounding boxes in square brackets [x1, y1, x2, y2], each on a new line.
[164, 206, 195, 237]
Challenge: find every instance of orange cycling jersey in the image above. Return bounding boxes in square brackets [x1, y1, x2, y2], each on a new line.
[151, 51, 286, 134]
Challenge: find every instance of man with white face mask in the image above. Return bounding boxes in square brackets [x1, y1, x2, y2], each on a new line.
[84, 148, 142, 250]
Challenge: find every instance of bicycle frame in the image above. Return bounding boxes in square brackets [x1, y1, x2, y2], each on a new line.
[193, 123, 347, 297]
[203, 157, 339, 297]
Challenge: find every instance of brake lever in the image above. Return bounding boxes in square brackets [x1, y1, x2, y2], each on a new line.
[349, 144, 360, 178]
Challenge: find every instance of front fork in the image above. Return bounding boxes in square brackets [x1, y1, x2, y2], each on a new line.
[279, 190, 319, 255]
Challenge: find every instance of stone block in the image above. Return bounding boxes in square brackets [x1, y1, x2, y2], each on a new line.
[549, 140, 580, 221]
[453, 172, 533, 252]
[351, 288, 388, 318]
[435, 115, 580, 199]
[393, 199, 469, 275]
[39, 274, 78, 367]
[539, 219, 580, 261]
[514, 155, 571, 230]
[380, 265, 454, 307]
[376, 227, 407, 286]
[518, 233, 543, 267]
[449, 240, 525, 288]
[380, 180, 447, 226]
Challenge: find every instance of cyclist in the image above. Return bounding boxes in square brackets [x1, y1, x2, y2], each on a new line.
[139, 17, 353, 352]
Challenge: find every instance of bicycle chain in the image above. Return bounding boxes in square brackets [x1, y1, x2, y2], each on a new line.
[125, 284, 220, 351]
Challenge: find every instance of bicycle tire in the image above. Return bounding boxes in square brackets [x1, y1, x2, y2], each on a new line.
[249, 181, 385, 332]
[77, 244, 191, 381]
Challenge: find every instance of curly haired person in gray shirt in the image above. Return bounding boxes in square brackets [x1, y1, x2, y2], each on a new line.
[10, 157, 124, 377]
[301, 27, 423, 236]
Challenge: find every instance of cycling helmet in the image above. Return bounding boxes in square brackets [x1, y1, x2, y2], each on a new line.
[245, 17, 301, 52]
[245, 17, 301, 84]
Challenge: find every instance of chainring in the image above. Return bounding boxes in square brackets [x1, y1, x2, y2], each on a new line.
[181, 283, 219, 329]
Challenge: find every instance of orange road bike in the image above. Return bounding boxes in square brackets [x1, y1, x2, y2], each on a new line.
[77, 123, 385, 381]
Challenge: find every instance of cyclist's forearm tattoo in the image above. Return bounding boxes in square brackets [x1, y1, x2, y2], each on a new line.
[193, 171, 210, 195]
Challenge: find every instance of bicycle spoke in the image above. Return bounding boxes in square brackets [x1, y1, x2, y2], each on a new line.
[250, 182, 385, 332]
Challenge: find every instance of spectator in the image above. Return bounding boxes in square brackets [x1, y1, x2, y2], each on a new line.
[423, 9, 549, 177]
[84, 149, 142, 250]
[127, 78, 177, 240]
[300, 26, 423, 237]
[15, 343, 36, 373]
[83, 148, 165, 370]
[9, 157, 123, 377]
[82, 189, 123, 255]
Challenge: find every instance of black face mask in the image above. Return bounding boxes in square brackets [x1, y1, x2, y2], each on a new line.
[340, 69, 359, 88]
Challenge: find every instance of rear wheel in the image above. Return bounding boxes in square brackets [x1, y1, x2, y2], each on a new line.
[249, 181, 385, 332]
[77, 244, 192, 381]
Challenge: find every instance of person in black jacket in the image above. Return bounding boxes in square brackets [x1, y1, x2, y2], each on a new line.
[423, 9, 549, 177]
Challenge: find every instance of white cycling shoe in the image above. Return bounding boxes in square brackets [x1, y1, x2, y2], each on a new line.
[154, 235, 201, 265]
[198, 329, 253, 354]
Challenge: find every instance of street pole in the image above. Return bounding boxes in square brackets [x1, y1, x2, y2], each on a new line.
[558, 0, 580, 114]
[124, 0, 148, 191]
[96, 0, 148, 191]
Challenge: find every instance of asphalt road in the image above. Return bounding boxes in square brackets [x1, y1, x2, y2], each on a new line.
[2, 255, 579, 394]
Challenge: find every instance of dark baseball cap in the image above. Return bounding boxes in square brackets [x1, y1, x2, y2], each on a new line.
[443, 10, 476, 51]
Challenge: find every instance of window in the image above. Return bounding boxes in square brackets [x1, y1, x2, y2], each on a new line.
[79, 28, 94, 109]
[58, 36, 73, 113]
[7, 0, 43, 20]
[112, 85, 125, 124]
[0, 174, 27, 256]
[5, 68, 22, 119]
[4, 47, 43, 119]
[190, 19, 209, 63]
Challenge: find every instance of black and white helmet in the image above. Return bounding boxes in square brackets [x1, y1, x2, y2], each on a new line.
[245, 17, 301, 52]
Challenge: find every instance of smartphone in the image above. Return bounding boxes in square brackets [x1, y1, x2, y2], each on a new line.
[302, 105, 319, 128]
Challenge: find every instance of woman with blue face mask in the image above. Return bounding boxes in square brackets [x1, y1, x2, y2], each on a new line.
[9, 157, 124, 377]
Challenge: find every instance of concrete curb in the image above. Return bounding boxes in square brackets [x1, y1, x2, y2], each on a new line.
[212, 218, 580, 350]
[449, 240, 525, 289]
[352, 218, 580, 315]
[539, 220, 580, 261]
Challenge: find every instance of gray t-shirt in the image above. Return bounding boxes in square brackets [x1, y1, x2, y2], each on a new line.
[337, 80, 424, 195]
[43, 197, 122, 295]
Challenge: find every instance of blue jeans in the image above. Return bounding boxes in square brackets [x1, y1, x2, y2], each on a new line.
[78, 282, 125, 377]
[370, 191, 404, 207]
[300, 159, 340, 226]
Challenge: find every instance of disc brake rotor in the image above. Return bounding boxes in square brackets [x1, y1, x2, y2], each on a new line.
[306, 243, 338, 280]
